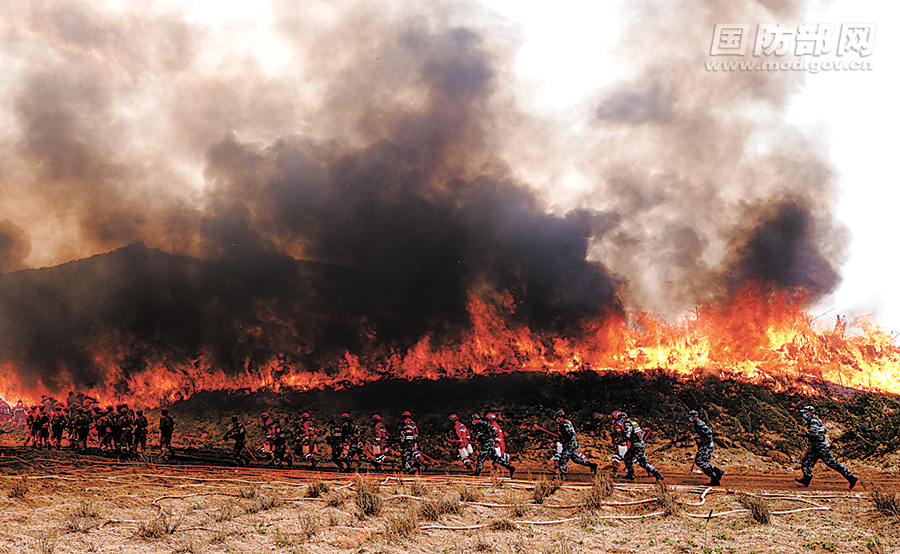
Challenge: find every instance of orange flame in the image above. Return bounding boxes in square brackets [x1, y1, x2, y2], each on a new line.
[2, 285, 898, 408]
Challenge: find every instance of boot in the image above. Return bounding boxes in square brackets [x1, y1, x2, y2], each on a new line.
[623, 470, 635, 481]
[653, 471, 665, 483]
[794, 475, 811, 487]
[588, 462, 598, 476]
[508, 465, 516, 479]
[847, 474, 859, 490]
[708, 468, 724, 487]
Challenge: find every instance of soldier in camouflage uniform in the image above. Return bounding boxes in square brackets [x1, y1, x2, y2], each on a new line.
[553, 410, 598, 479]
[795, 406, 858, 490]
[612, 410, 664, 482]
[470, 414, 515, 478]
[687, 410, 724, 486]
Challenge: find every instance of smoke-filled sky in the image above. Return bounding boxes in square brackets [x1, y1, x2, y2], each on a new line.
[0, 0, 896, 346]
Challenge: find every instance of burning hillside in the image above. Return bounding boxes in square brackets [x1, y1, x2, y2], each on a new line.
[0, 244, 897, 409]
[0, 0, 891, 409]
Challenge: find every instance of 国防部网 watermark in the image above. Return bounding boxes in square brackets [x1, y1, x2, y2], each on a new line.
[706, 23, 875, 72]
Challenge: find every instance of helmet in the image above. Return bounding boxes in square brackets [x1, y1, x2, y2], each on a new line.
[260, 411, 270, 419]
[448, 413, 458, 421]
[554, 409, 565, 420]
[301, 412, 310, 419]
[231, 415, 238, 422]
[161, 409, 169, 415]
[486, 413, 496, 420]
[402, 411, 412, 418]
[611, 410, 626, 420]
[800, 405, 816, 418]
[687, 410, 699, 419]
[471, 413, 482, 421]
[341, 413, 350, 420]
[372, 414, 381, 421]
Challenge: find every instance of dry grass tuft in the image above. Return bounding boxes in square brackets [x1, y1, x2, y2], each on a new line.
[305, 479, 328, 498]
[737, 493, 772, 524]
[354, 475, 380, 495]
[418, 493, 462, 521]
[355, 489, 383, 518]
[870, 485, 900, 518]
[297, 513, 319, 541]
[9, 476, 28, 499]
[325, 492, 347, 508]
[532, 478, 561, 504]
[866, 536, 886, 554]
[582, 474, 613, 511]
[135, 512, 181, 540]
[32, 536, 56, 554]
[653, 480, 680, 516]
[171, 536, 202, 554]
[406, 478, 429, 497]
[457, 484, 483, 503]
[246, 491, 284, 513]
[212, 499, 239, 522]
[63, 498, 101, 534]
[238, 485, 259, 499]
[489, 518, 517, 532]
[384, 507, 418, 540]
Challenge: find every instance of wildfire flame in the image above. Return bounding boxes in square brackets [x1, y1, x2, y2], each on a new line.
[2, 285, 898, 408]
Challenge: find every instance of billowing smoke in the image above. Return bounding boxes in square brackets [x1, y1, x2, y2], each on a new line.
[0, 0, 846, 392]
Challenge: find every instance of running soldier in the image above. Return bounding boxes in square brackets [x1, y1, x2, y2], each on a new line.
[223, 416, 253, 467]
[298, 412, 318, 467]
[72, 407, 91, 451]
[795, 406, 858, 489]
[339, 413, 364, 470]
[398, 411, 425, 474]
[159, 408, 175, 454]
[687, 410, 724, 486]
[326, 419, 346, 472]
[369, 414, 390, 469]
[50, 408, 68, 450]
[612, 410, 664, 482]
[448, 414, 474, 469]
[271, 418, 292, 468]
[133, 409, 149, 452]
[553, 410, 597, 479]
[470, 414, 515, 478]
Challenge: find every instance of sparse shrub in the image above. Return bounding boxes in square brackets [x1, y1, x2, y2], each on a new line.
[171, 536, 202, 554]
[9, 476, 28, 499]
[473, 532, 494, 552]
[384, 507, 418, 539]
[870, 485, 900, 518]
[71, 498, 100, 518]
[505, 492, 528, 518]
[489, 518, 517, 532]
[737, 493, 772, 524]
[582, 474, 613, 511]
[273, 527, 298, 547]
[532, 478, 561, 504]
[653, 480, 680, 516]
[355, 490, 383, 518]
[63, 498, 101, 534]
[305, 480, 328, 498]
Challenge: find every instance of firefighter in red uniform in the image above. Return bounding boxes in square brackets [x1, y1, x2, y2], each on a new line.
[12, 400, 27, 427]
[260, 412, 276, 461]
[485, 413, 508, 462]
[299, 412, 318, 467]
[448, 414, 474, 469]
[370, 414, 391, 469]
[0, 398, 11, 424]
